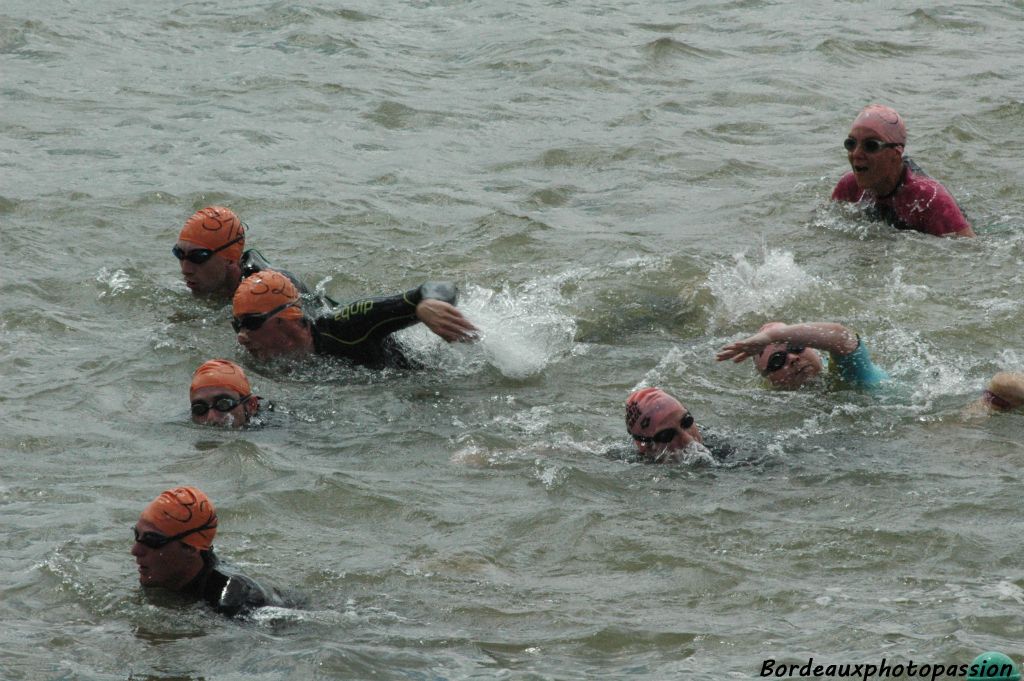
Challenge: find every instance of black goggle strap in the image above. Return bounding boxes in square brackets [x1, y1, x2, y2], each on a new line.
[844, 137, 903, 153]
[133, 516, 218, 547]
[761, 345, 805, 374]
[172, 233, 245, 261]
[232, 302, 297, 332]
[631, 413, 695, 444]
[191, 394, 251, 414]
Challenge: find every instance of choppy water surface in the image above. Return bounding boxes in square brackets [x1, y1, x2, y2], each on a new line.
[3, 1, 1024, 679]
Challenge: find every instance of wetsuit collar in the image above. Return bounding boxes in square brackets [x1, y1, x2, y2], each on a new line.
[180, 549, 219, 597]
[876, 161, 910, 200]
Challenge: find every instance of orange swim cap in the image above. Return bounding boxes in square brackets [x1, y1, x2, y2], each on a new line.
[190, 359, 251, 398]
[232, 270, 304, 321]
[851, 104, 906, 146]
[178, 206, 246, 263]
[625, 387, 684, 437]
[140, 487, 218, 551]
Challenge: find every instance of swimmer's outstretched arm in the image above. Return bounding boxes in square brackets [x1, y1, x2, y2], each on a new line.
[716, 322, 858, 363]
[416, 299, 478, 343]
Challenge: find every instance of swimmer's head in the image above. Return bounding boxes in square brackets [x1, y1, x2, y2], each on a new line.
[138, 487, 218, 551]
[625, 387, 702, 462]
[132, 486, 217, 590]
[189, 359, 260, 427]
[232, 271, 309, 360]
[752, 322, 823, 390]
[982, 372, 1024, 412]
[173, 206, 246, 296]
[851, 104, 906, 146]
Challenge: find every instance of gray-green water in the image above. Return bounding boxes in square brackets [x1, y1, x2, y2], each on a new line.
[3, 1, 1024, 679]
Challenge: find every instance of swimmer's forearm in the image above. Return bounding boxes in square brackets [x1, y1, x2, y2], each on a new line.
[766, 323, 858, 356]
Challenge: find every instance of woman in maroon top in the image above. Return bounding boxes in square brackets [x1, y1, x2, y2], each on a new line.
[831, 104, 975, 238]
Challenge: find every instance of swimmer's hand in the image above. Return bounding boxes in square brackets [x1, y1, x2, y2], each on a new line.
[715, 332, 772, 363]
[416, 299, 480, 343]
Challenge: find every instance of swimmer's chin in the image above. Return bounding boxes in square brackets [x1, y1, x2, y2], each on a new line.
[643, 442, 713, 465]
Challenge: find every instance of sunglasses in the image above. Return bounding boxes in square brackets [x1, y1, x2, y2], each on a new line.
[190, 394, 251, 416]
[171, 234, 245, 265]
[761, 345, 805, 375]
[630, 413, 695, 445]
[132, 519, 217, 550]
[843, 137, 902, 154]
[231, 301, 297, 333]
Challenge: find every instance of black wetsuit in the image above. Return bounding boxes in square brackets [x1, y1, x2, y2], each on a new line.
[240, 249, 334, 303]
[310, 281, 458, 369]
[182, 550, 288, 618]
[699, 430, 735, 462]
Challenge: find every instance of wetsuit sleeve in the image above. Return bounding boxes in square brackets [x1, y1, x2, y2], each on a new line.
[200, 567, 277, 618]
[828, 336, 889, 388]
[315, 282, 458, 349]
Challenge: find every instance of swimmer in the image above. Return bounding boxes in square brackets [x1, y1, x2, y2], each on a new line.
[831, 104, 975, 238]
[716, 321, 888, 390]
[189, 359, 260, 428]
[624, 387, 737, 463]
[130, 486, 292, 617]
[231, 270, 478, 366]
[171, 206, 310, 299]
[626, 387, 703, 463]
[973, 372, 1024, 413]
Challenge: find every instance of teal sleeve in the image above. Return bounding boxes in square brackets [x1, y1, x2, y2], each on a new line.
[828, 336, 889, 388]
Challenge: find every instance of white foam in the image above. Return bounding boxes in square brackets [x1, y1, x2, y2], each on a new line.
[706, 248, 821, 324]
[406, 281, 577, 379]
[95, 267, 131, 298]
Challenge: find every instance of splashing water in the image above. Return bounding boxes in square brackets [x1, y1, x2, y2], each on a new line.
[96, 268, 131, 298]
[444, 282, 578, 379]
[705, 249, 821, 325]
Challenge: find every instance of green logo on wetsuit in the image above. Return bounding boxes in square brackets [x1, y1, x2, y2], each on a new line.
[335, 300, 374, 320]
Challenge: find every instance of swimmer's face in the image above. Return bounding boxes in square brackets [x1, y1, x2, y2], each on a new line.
[630, 405, 703, 462]
[755, 343, 823, 389]
[190, 385, 253, 428]
[236, 315, 310, 360]
[174, 239, 237, 296]
[846, 125, 904, 195]
[130, 518, 203, 591]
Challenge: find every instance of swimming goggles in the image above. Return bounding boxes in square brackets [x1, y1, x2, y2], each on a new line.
[172, 234, 245, 265]
[190, 394, 252, 416]
[231, 301, 297, 332]
[630, 413, 695, 445]
[843, 137, 902, 154]
[761, 345, 805, 375]
[132, 519, 217, 550]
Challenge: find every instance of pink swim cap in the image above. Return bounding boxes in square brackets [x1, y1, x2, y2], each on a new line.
[851, 104, 906, 145]
[625, 387, 684, 437]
